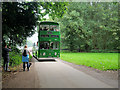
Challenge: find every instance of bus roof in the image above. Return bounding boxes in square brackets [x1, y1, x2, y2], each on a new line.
[40, 21, 59, 25]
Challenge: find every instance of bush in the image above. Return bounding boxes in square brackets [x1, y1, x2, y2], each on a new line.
[9, 51, 22, 67]
[90, 49, 118, 53]
[29, 54, 32, 62]
[11, 46, 21, 54]
[61, 49, 79, 53]
[61, 50, 72, 53]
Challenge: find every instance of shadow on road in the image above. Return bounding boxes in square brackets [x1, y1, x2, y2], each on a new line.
[37, 59, 56, 62]
[31, 56, 56, 62]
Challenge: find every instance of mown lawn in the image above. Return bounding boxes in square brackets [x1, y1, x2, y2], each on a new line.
[60, 53, 118, 71]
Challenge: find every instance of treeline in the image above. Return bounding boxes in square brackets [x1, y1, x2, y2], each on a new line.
[56, 2, 120, 52]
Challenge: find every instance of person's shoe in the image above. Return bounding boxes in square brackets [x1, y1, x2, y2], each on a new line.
[23, 69, 25, 71]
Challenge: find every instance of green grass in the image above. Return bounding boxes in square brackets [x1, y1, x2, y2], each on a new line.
[60, 53, 118, 71]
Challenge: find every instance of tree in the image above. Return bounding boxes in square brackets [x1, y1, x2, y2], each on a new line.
[56, 2, 90, 51]
[56, 2, 119, 52]
[2, 2, 68, 47]
[2, 2, 39, 46]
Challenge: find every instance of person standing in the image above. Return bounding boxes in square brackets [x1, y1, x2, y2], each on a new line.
[2, 43, 11, 71]
[22, 45, 31, 71]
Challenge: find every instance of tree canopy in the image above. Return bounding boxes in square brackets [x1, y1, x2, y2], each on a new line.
[3, 2, 119, 52]
[56, 2, 119, 52]
[2, 2, 68, 46]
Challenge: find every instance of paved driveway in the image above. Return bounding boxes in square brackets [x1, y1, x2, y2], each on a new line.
[34, 58, 113, 88]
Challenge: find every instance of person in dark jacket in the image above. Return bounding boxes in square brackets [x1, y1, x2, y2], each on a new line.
[2, 43, 11, 71]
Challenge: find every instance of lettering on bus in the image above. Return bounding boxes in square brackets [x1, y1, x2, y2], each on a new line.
[41, 35, 49, 37]
[48, 32, 52, 34]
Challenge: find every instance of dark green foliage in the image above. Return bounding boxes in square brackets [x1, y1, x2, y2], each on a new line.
[11, 46, 21, 54]
[2, 2, 39, 46]
[9, 51, 22, 67]
[56, 2, 119, 52]
[90, 49, 118, 53]
[38, 2, 68, 20]
[2, 2, 68, 46]
[29, 54, 32, 62]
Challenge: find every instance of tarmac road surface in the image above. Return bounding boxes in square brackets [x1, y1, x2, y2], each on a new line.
[34, 58, 114, 88]
[2, 57, 117, 88]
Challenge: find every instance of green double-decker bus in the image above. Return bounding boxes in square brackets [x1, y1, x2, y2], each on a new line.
[35, 21, 60, 58]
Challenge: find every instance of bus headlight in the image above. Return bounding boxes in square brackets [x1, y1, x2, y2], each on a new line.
[55, 52, 57, 55]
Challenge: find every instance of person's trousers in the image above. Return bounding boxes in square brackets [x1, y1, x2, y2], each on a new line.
[23, 62, 29, 70]
[3, 60, 9, 71]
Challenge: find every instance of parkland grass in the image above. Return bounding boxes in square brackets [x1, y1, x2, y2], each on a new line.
[60, 53, 118, 71]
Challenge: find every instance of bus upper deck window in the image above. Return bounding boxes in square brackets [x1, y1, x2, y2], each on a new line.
[50, 25, 59, 31]
[44, 27, 48, 31]
[50, 25, 55, 31]
[55, 26, 59, 31]
[50, 27, 54, 31]
[40, 25, 49, 31]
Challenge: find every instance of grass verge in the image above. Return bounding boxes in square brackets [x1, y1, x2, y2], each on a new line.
[60, 53, 118, 71]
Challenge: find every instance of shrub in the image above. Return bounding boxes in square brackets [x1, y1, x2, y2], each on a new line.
[90, 49, 118, 53]
[11, 46, 21, 54]
[29, 54, 32, 62]
[61, 50, 78, 53]
[9, 51, 22, 67]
